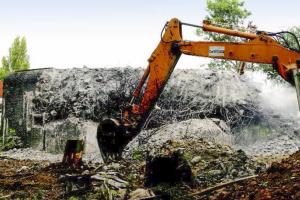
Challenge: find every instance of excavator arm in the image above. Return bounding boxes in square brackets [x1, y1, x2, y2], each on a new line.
[98, 18, 300, 161]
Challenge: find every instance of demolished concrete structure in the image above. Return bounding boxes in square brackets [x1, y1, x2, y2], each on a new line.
[1, 67, 300, 161]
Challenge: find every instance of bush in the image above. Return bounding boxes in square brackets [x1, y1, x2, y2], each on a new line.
[0, 128, 22, 151]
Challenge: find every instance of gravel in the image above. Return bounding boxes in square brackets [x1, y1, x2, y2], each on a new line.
[0, 148, 62, 163]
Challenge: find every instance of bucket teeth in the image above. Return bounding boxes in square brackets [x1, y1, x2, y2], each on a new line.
[97, 118, 130, 162]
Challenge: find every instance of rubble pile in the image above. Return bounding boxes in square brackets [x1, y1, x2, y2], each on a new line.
[124, 118, 233, 156]
[124, 119, 264, 188]
[32, 68, 259, 129]
[33, 67, 141, 122]
[31, 67, 300, 158]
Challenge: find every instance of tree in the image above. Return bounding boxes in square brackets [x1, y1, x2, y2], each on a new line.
[198, 0, 251, 70]
[1, 36, 30, 79]
[200, 0, 300, 81]
[0, 57, 9, 80]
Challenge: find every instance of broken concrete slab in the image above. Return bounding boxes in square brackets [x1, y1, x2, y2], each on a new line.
[123, 118, 233, 158]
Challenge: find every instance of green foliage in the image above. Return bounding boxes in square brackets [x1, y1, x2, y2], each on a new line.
[200, 0, 300, 81]
[208, 59, 239, 71]
[32, 189, 44, 200]
[259, 181, 269, 188]
[199, 0, 251, 70]
[278, 26, 300, 52]
[205, 0, 251, 41]
[0, 128, 22, 151]
[0, 65, 9, 80]
[254, 26, 300, 80]
[206, 0, 251, 23]
[152, 183, 189, 199]
[1, 36, 30, 80]
[126, 173, 137, 187]
[132, 149, 144, 161]
[68, 197, 80, 200]
[182, 152, 192, 162]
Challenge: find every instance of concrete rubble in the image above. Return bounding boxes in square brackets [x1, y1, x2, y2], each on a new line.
[124, 119, 265, 188]
[31, 68, 258, 128]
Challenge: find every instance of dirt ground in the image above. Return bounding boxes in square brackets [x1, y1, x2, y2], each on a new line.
[0, 150, 299, 199]
[0, 158, 87, 199]
[210, 150, 300, 200]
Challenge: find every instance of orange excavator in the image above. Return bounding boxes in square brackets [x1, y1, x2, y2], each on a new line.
[97, 18, 300, 161]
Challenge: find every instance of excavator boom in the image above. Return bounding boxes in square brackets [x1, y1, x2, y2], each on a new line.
[98, 18, 300, 161]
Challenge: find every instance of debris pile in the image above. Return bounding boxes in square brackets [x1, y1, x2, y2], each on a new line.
[33, 67, 141, 122]
[123, 118, 233, 157]
[124, 119, 264, 189]
[32, 68, 259, 130]
[22, 67, 300, 159]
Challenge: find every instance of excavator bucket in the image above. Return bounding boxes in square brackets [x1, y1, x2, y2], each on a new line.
[97, 118, 135, 161]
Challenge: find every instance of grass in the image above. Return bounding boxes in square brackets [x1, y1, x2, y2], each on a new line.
[0, 128, 22, 151]
[132, 149, 144, 161]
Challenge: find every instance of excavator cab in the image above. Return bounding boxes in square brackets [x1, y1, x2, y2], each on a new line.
[97, 18, 300, 162]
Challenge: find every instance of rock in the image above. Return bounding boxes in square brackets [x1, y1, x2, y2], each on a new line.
[91, 174, 105, 181]
[107, 178, 127, 189]
[82, 170, 90, 175]
[128, 188, 155, 200]
[191, 156, 202, 165]
[231, 169, 238, 177]
[111, 176, 128, 185]
[109, 162, 121, 170]
[50, 110, 57, 117]
[91, 172, 128, 189]
[17, 166, 29, 172]
[211, 118, 221, 125]
[123, 116, 263, 187]
[102, 165, 108, 171]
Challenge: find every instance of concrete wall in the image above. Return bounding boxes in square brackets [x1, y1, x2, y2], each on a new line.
[2, 69, 45, 148]
[1, 68, 102, 155]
